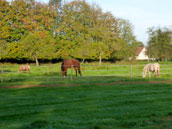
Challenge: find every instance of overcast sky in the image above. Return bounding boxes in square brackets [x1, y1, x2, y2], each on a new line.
[8, 0, 172, 45]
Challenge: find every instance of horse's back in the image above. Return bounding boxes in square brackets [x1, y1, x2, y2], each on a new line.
[62, 59, 79, 66]
[153, 63, 160, 71]
[19, 64, 30, 72]
[144, 63, 160, 72]
[22, 64, 30, 70]
[19, 65, 25, 70]
[154, 63, 160, 67]
[63, 59, 73, 67]
[71, 59, 80, 66]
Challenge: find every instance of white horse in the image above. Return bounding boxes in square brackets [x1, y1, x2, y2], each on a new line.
[142, 63, 160, 78]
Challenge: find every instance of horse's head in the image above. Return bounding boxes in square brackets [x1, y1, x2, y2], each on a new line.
[142, 67, 147, 78]
[142, 72, 146, 78]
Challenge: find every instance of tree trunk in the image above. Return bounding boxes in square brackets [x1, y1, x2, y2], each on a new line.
[34, 55, 39, 66]
[99, 53, 102, 65]
[82, 58, 85, 64]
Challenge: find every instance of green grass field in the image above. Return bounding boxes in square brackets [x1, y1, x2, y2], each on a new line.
[1, 62, 172, 129]
[1, 62, 172, 85]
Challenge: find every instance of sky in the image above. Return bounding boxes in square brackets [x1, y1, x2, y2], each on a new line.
[9, 0, 172, 45]
[85, 0, 172, 45]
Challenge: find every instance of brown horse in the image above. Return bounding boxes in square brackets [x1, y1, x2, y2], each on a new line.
[19, 64, 30, 73]
[61, 59, 82, 77]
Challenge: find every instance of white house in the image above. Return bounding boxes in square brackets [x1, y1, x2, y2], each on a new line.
[136, 46, 150, 60]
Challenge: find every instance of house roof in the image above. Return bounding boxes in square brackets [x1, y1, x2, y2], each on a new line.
[136, 46, 144, 56]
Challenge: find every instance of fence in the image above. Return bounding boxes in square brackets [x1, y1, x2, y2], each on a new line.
[1, 64, 172, 83]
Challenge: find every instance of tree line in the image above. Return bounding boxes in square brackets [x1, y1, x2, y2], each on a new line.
[0, 0, 142, 65]
[147, 27, 172, 61]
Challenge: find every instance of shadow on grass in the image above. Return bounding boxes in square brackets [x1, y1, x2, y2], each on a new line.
[22, 120, 106, 129]
[0, 70, 12, 73]
[43, 72, 61, 76]
[0, 74, 166, 88]
[0, 72, 63, 86]
[22, 120, 50, 129]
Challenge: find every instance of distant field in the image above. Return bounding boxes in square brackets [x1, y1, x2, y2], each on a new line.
[0, 62, 172, 129]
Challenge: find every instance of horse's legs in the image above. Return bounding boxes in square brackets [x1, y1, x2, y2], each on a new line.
[27, 69, 30, 73]
[74, 67, 77, 76]
[142, 71, 146, 78]
[78, 70, 82, 76]
[155, 71, 157, 78]
[157, 70, 159, 77]
[65, 70, 67, 77]
[157, 70, 160, 77]
[62, 68, 67, 77]
[148, 71, 151, 78]
[78, 66, 82, 76]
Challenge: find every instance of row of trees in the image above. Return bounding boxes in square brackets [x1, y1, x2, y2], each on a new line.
[0, 0, 141, 65]
[147, 27, 172, 61]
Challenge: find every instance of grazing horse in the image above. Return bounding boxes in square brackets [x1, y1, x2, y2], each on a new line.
[19, 64, 30, 73]
[142, 63, 160, 78]
[61, 59, 82, 77]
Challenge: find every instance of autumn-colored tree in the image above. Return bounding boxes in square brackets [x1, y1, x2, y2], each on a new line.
[0, 40, 8, 59]
[55, 1, 94, 59]
[80, 5, 118, 61]
[0, 0, 140, 63]
[0, 0, 13, 42]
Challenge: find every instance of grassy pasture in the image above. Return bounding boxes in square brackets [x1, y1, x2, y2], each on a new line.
[1, 82, 172, 129]
[0, 62, 172, 129]
[1, 62, 172, 86]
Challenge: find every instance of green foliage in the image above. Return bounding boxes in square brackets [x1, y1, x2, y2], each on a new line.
[0, 0, 140, 63]
[147, 27, 172, 61]
[117, 18, 136, 45]
[111, 39, 129, 60]
[0, 40, 8, 59]
[49, 0, 62, 6]
[18, 32, 56, 65]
